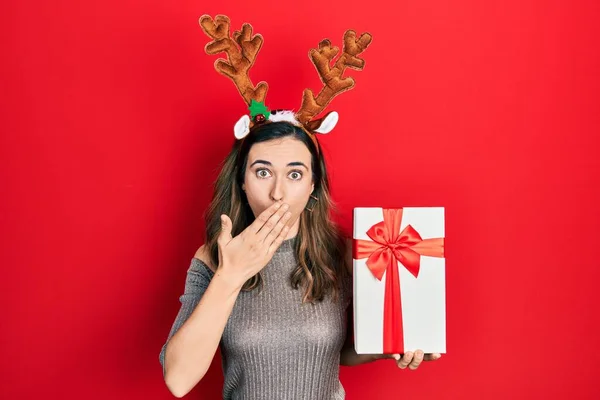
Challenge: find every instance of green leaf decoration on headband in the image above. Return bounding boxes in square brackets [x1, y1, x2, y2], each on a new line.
[248, 99, 270, 120]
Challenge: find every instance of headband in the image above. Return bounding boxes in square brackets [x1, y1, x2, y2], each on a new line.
[199, 14, 372, 151]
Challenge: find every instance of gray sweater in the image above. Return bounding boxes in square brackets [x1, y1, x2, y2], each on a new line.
[159, 235, 352, 399]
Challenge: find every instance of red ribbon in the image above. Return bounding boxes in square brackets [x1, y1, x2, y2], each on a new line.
[353, 208, 445, 353]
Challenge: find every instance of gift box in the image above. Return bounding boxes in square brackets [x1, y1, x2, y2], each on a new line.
[353, 207, 446, 354]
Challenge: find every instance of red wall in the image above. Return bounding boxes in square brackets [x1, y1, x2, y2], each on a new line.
[2, 0, 599, 399]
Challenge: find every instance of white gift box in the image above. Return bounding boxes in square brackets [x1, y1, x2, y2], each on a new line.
[353, 207, 446, 354]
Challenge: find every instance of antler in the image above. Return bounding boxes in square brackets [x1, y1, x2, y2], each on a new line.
[199, 14, 268, 105]
[295, 30, 372, 125]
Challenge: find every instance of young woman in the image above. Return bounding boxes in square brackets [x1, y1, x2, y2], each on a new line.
[158, 121, 441, 399]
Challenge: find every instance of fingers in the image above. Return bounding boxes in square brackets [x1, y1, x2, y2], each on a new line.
[396, 351, 413, 369]
[396, 351, 421, 370]
[395, 350, 441, 370]
[424, 353, 442, 361]
[256, 202, 290, 242]
[408, 350, 424, 370]
[264, 209, 292, 249]
[266, 216, 292, 254]
[218, 214, 233, 245]
[248, 201, 285, 235]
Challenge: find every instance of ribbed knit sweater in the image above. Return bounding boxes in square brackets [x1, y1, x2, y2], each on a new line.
[159, 235, 352, 399]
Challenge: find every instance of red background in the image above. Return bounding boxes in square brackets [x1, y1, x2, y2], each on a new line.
[2, 0, 599, 399]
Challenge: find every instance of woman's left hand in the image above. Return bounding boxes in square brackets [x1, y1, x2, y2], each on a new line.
[386, 350, 441, 370]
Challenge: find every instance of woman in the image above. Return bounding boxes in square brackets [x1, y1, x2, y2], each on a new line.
[158, 120, 441, 399]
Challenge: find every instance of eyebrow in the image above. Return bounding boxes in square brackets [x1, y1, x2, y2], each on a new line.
[250, 159, 309, 171]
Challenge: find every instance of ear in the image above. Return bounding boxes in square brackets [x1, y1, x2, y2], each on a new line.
[234, 115, 251, 139]
[310, 111, 339, 134]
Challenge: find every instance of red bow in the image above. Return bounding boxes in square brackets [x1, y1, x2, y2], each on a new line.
[353, 208, 444, 353]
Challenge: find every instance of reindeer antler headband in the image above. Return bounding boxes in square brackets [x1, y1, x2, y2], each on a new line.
[199, 14, 372, 151]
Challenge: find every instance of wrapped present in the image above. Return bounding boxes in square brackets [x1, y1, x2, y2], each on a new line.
[353, 207, 446, 354]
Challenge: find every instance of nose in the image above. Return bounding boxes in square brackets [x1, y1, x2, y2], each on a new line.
[270, 176, 285, 202]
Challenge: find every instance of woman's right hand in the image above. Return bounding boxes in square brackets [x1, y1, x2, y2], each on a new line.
[216, 201, 292, 288]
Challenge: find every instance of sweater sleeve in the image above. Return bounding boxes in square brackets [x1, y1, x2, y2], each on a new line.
[159, 257, 214, 377]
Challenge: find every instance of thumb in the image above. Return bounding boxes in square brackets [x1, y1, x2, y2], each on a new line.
[218, 214, 233, 244]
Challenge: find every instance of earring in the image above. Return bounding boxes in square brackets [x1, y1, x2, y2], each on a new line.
[305, 194, 319, 212]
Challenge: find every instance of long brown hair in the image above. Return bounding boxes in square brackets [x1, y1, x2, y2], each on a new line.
[203, 121, 349, 304]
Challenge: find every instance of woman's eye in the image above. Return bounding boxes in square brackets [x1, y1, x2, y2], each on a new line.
[289, 171, 302, 180]
[256, 169, 271, 178]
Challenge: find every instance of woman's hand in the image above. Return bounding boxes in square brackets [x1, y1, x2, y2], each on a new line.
[383, 350, 442, 370]
[216, 200, 292, 288]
